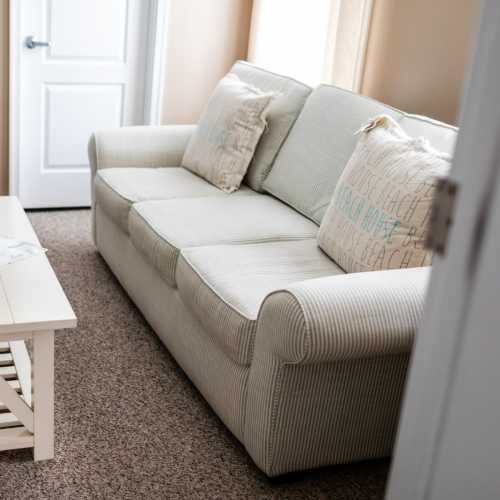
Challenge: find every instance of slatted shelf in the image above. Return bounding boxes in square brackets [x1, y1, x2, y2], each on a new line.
[0, 412, 20, 429]
[0, 365, 17, 378]
[0, 342, 29, 430]
[0, 353, 13, 366]
[0, 427, 33, 452]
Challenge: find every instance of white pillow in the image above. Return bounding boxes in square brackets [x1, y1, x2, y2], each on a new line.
[318, 115, 451, 273]
[181, 74, 274, 193]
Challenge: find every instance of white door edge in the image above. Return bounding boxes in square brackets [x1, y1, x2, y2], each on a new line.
[386, 2, 497, 499]
[8, 0, 169, 198]
[8, 0, 21, 198]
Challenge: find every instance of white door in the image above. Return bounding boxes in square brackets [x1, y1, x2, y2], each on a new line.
[386, 2, 500, 499]
[12, 0, 151, 208]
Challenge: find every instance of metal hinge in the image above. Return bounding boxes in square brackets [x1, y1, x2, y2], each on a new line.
[426, 177, 459, 256]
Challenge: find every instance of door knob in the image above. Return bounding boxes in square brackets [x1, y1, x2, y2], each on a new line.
[25, 36, 51, 49]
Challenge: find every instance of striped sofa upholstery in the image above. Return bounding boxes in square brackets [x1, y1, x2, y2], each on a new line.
[245, 268, 429, 475]
[89, 62, 457, 476]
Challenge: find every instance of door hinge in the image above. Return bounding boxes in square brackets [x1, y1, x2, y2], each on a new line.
[426, 177, 459, 256]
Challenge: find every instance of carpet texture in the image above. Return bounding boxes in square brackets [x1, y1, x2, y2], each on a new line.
[0, 209, 390, 499]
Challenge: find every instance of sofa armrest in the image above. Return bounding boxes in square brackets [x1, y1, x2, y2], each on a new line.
[246, 267, 428, 475]
[256, 267, 430, 364]
[88, 124, 196, 175]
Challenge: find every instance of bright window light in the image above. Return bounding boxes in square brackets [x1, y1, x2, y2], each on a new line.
[248, 0, 332, 86]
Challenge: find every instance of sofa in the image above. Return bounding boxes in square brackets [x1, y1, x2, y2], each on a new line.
[88, 61, 457, 476]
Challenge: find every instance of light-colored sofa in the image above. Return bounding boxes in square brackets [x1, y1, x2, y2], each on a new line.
[88, 61, 457, 476]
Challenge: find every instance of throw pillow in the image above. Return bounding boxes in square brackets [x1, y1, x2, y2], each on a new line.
[318, 115, 452, 273]
[181, 73, 274, 193]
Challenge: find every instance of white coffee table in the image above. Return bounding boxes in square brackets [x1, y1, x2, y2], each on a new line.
[0, 196, 76, 460]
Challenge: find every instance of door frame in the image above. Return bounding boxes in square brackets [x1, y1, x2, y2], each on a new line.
[8, 0, 169, 198]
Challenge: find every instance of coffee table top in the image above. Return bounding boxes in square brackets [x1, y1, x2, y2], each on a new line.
[0, 197, 76, 334]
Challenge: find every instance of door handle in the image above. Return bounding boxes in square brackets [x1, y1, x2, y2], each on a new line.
[25, 36, 51, 49]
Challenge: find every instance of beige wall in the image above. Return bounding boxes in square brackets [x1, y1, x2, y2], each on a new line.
[0, 1, 8, 195]
[161, 0, 252, 124]
[361, 0, 480, 124]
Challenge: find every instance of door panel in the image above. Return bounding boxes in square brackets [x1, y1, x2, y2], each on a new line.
[45, 84, 123, 170]
[48, 0, 128, 61]
[17, 0, 149, 208]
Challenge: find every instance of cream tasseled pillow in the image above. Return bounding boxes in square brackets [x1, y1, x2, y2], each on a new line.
[318, 115, 451, 273]
[181, 74, 274, 193]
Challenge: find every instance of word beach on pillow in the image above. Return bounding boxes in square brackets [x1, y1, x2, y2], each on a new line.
[318, 115, 451, 273]
[182, 73, 275, 193]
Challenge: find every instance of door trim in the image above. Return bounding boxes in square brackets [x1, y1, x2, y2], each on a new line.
[8, 0, 169, 198]
[9, 0, 21, 198]
[143, 0, 169, 126]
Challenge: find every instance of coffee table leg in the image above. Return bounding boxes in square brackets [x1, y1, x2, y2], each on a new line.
[33, 330, 55, 461]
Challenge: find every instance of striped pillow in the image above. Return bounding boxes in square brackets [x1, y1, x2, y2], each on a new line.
[182, 74, 274, 193]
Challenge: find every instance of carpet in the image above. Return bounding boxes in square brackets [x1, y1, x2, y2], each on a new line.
[0, 209, 390, 499]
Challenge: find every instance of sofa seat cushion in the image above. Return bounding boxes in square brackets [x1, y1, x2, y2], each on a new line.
[95, 167, 253, 233]
[128, 196, 319, 289]
[177, 240, 344, 365]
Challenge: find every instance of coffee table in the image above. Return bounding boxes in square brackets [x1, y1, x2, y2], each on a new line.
[0, 196, 76, 460]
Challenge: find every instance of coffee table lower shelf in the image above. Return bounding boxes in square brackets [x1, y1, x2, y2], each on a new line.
[0, 330, 54, 460]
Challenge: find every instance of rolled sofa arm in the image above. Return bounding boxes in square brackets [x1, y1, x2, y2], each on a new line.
[89, 124, 196, 244]
[245, 266, 430, 476]
[88, 124, 197, 174]
[257, 266, 431, 364]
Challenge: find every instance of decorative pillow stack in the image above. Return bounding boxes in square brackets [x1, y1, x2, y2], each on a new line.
[318, 115, 451, 273]
[181, 74, 275, 193]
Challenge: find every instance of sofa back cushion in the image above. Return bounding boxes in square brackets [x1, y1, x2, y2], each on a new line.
[231, 61, 312, 191]
[262, 84, 458, 225]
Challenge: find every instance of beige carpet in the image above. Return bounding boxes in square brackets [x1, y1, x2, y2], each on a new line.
[0, 209, 390, 499]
